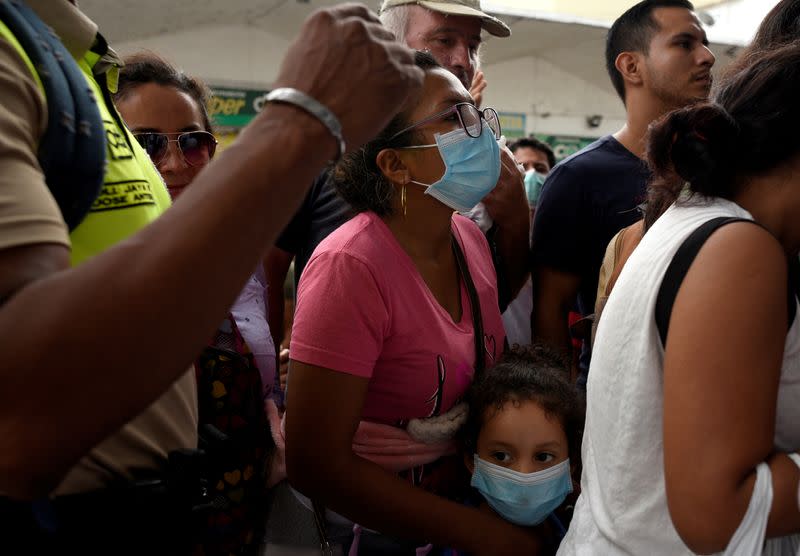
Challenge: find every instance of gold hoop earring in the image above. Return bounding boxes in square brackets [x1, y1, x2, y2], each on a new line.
[401, 184, 407, 217]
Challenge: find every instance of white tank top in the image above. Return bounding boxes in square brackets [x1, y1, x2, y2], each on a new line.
[558, 197, 800, 555]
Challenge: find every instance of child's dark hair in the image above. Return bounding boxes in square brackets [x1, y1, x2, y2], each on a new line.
[462, 344, 585, 459]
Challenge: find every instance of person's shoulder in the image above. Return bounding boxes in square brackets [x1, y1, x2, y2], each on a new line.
[537, 138, 612, 192]
[553, 136, 639, 175]
[310, 211, 386, 265]
[0, 34, 47, 138]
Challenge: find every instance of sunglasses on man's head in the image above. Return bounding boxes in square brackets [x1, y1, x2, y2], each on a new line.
[134, 131, 217, 167]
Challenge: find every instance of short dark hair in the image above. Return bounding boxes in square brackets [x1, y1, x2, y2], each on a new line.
[461, 344, 585, 460]
[645, 42, 800, 224]
[606, 0, 695, 102]
[115, 52, 213, 133]
[508, 137, 556, 170]
[332, 51, 441, 216]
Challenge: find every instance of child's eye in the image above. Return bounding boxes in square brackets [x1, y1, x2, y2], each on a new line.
[491, 451, 512, 463]
[535, 453, 555, 463]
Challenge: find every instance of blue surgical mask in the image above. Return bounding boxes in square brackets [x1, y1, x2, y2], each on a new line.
[404, 122, 501, 212]
[470, 455, 573, 526]
[524, 169, 547, 206]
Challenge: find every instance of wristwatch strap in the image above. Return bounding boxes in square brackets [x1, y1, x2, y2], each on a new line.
[265, 88, 345, 161]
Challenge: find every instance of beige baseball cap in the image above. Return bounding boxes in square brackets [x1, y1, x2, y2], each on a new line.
[379, 0, 511, 37]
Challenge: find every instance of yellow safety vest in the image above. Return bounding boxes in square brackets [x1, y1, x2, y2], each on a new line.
[0, 21, 171, 266]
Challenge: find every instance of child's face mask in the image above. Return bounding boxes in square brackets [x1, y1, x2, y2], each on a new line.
[470, 456, 573, 526]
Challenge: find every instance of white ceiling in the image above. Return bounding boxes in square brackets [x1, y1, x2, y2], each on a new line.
[485, 0, 727, 23]
[79, 0, 744, 94]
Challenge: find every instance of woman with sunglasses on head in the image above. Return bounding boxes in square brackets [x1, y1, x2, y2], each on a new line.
[280, 51, 539, 555]
[114, 52, 279, 554]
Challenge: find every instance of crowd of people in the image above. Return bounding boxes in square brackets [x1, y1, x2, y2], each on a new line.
[2, 0, 800, 554]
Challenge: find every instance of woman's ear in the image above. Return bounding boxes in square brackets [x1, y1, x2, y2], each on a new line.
[376, 148, 409, 185]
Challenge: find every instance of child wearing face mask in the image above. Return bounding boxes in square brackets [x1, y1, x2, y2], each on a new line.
[459, 344, 584, 555]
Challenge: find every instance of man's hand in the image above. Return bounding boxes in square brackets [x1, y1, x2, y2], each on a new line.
[273, 3, 424, 152]
[482, 146, 527, 232]
[482, 146, 530, 303]
[469, 70, 487, 108]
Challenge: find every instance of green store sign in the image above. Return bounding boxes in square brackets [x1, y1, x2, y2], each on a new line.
[535, 134, 598, 161]
[208, 87, 270, 128]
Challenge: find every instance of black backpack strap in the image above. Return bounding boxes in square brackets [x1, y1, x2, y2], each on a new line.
[656, 217, 753, 346]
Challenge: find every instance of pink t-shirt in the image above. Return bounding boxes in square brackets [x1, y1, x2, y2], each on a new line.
[291, 212, 505, 425]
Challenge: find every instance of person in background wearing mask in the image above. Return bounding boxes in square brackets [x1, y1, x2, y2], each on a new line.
[0, 0, 422, 550]
[531, 0, 715, 387]
[501, 137, 555, 347]
[511, 137, 555, 175]
[265, 0, 530, 356]
[282, 52, 540, 555]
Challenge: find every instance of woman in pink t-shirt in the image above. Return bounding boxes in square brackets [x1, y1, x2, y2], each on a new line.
[284, 52, 538, 555]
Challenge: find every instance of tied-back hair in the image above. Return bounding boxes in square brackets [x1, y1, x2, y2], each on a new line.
[332, 50, 441, 216]
[115, 51, 214, 133]
[645, 42, 800, 226]
[461, 344, 585, 460]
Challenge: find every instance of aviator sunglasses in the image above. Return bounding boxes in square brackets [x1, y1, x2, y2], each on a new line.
[134, 130, 218, 167]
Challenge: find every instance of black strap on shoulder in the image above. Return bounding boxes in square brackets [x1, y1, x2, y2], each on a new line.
[452, 231, 486, 379]
[655, 216, 797, 346]
[0, 0, 105, 230]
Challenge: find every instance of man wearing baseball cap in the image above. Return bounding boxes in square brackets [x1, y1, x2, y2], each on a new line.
[380, 0, 509, 102]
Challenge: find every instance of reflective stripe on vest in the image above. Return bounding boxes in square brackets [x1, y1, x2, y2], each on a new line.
[69, 49, 171, 266]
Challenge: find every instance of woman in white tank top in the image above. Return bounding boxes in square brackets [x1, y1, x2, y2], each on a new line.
[559, 43, 800, 554]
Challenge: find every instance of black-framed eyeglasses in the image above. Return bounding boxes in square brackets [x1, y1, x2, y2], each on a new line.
[388, 102, 501, 143]
[134, 131, 218, 167]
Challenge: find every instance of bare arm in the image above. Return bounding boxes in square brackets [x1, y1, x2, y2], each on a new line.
[285, 361, 542, 555]
[265, 246, 294, 349]
[663, 223, 800, 553]
[0, 4, 424, 498]
[531, 265, 581, 361]
[482, 148, 530, 306]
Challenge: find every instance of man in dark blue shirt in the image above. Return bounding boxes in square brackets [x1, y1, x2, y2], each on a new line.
[531, 0, 715, 386]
